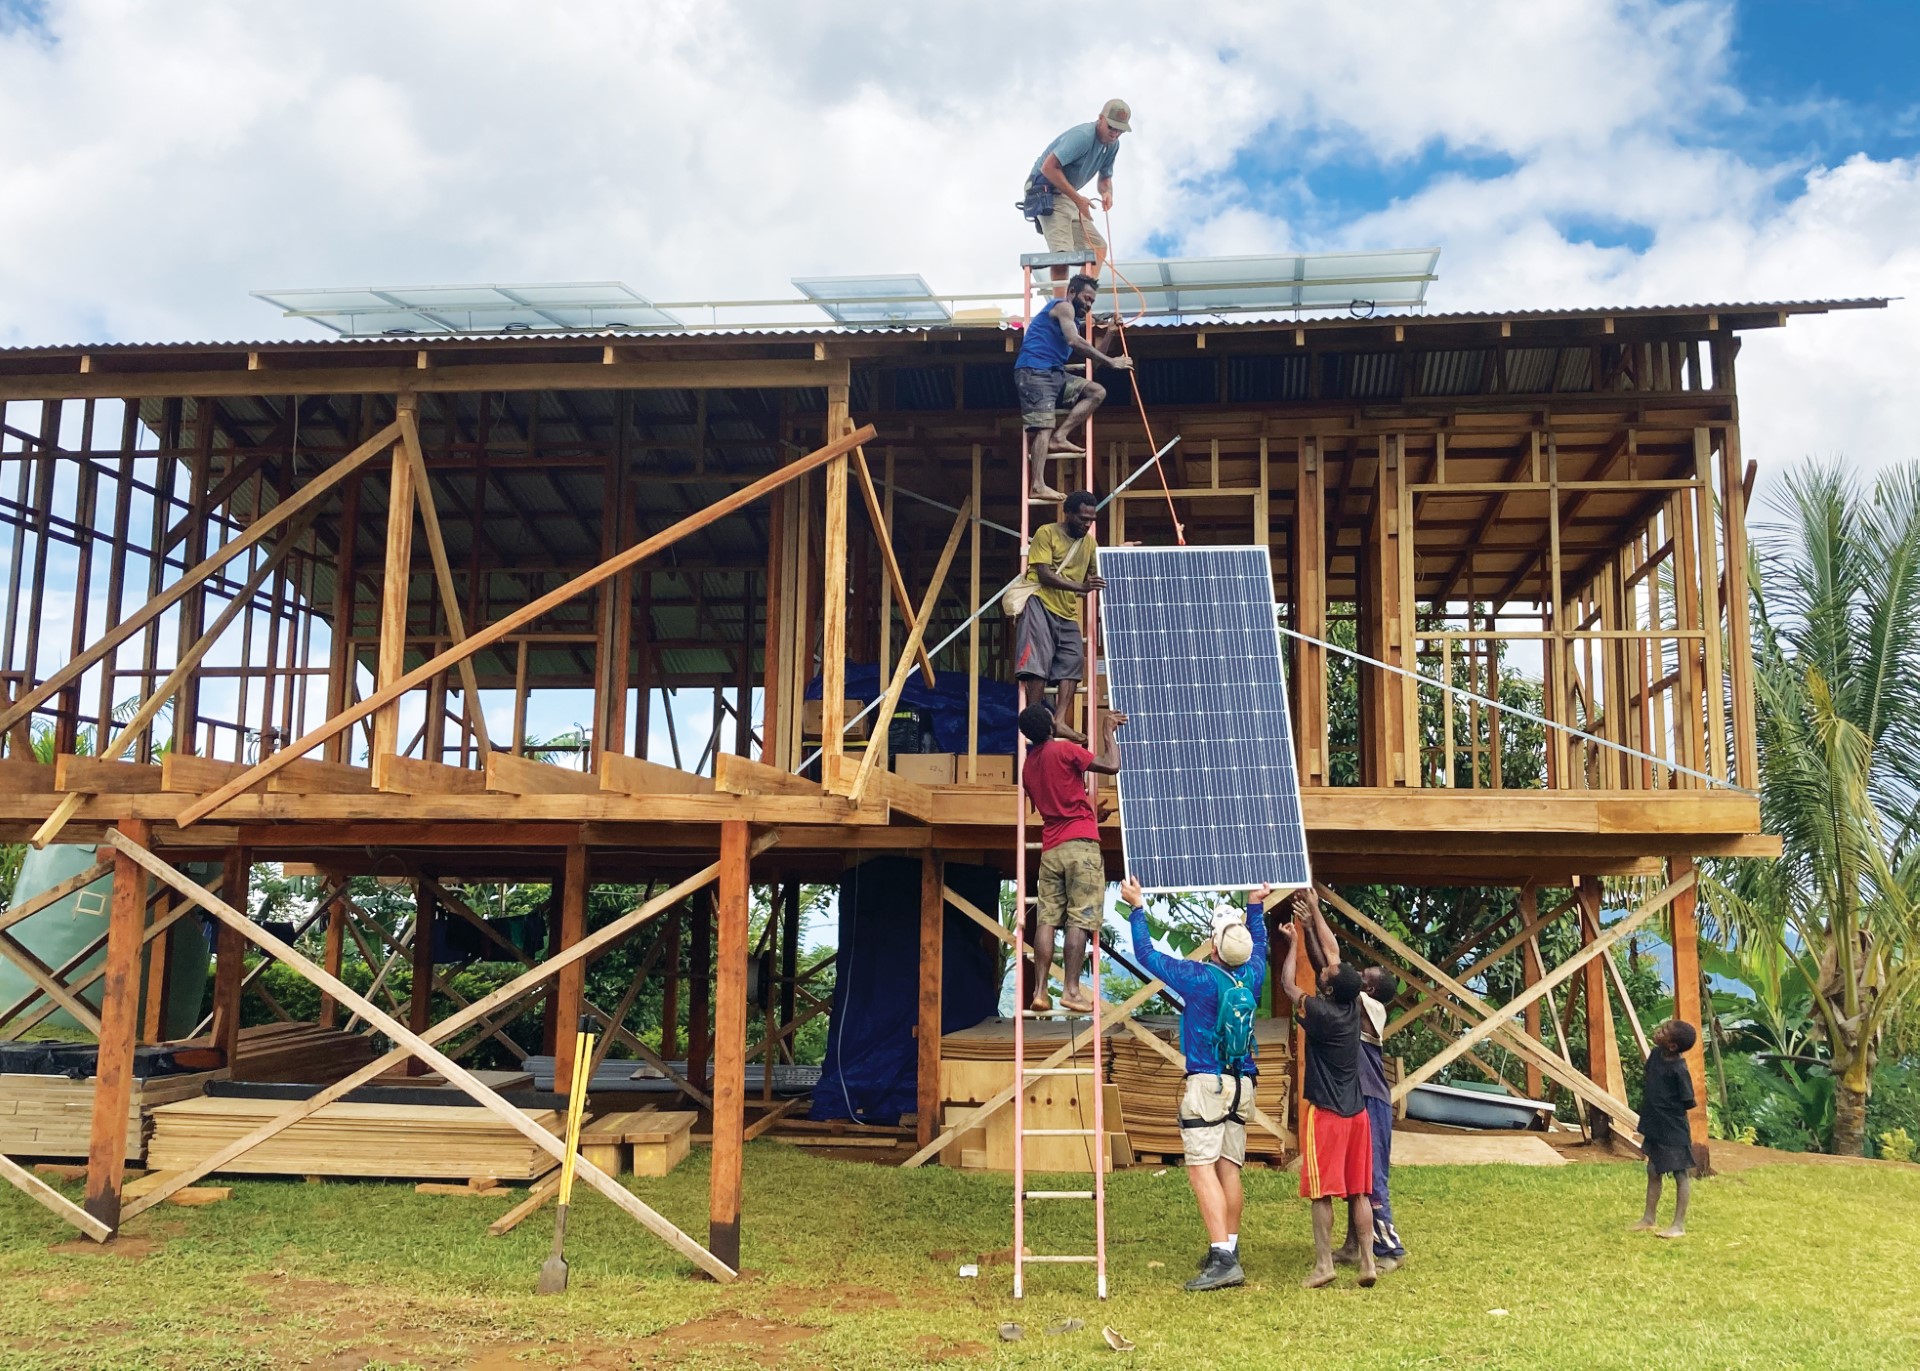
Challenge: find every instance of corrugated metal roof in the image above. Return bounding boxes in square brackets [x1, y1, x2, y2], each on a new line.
[0, 298, 1887, 356]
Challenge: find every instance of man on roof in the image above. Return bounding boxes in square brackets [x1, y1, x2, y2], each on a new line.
[1019, 703, 1125, 1015]
[1020, 99, 1133, 283]
[1119, 875, 1272, 1292]
[1013, 277, 1131, 502]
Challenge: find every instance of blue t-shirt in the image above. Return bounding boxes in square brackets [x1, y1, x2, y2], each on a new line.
[1031, 121, 1120, 190]
[1127, 901, 1270, 1077]
[1014, 298, 1084, 372]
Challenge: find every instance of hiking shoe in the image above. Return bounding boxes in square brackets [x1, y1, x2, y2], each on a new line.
[1184, 1248, 1245, 1292]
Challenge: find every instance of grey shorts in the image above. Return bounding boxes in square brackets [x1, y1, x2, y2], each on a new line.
[1014, 596, 1083, 684]
[1015, 367, 1091, 430]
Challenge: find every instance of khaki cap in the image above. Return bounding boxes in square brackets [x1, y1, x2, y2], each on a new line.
[1215, 922, 1254, 968]
[1101, 98, 1132, 132]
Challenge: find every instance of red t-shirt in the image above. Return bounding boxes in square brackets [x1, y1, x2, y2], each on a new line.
[1022, 740, 1099, 849]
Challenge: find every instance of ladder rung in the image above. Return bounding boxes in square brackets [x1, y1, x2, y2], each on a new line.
[1024, 1067, 1094, 1076]
[1025, 1190, 1094, 1199]
[1025, 1254, 1098, 1264]
[1023, 1128, 1098, 1136]
[1022, 1009, 1091, 1018]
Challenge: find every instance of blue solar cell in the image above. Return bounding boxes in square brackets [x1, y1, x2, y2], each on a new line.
[1099, 546, 1311, 894]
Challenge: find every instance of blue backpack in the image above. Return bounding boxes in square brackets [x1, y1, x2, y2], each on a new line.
[1208, 965, 1259, 1074]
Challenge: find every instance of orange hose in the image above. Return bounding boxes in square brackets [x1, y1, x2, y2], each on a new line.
[1102, 207, 1185, 544]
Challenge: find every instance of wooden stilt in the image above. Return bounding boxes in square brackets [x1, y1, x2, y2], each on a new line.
[209, 847, 250, 1068]
[317, 872, 346, 1030]
[1519, 887, 1545, 1101]
[709, 819, 751, 1269]
[1577, 878, 1624, 1141]
[916, 855, 945, 1151]
[688, 895, 712, 1096]
[661, 906, 682, 1060]
[552, 844, 588, 1099]
[1667, 856, 1712, 1172]
[407, 878, 437, 1077]
[84, 818, 152, 1230]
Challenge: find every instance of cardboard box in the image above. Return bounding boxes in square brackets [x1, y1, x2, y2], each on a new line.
[957, 754, 1014, 786]
[800, 698, 869, 740]
[893, 752, 955, 785]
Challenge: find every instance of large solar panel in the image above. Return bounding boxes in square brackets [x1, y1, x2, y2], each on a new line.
[1106, 249, 1439, 317]
[252, 283, 683, 336]
[1099, 545, 1310, 894]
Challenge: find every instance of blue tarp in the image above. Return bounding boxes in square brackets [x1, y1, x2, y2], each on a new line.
[810, 857, 1002, 1126]
[805, 663, 1019, 757]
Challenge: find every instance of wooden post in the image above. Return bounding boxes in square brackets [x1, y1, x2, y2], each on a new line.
[916, 854, 944, 1151]
[1667, 856, 1712, 1171]
[818, 390, 851, 777]
[688, 895, 712, 1094]
[779, 882, 800, 1048]
[1577, 878, 1624, 1141]
[1519, 887, 1544, 1100]
[552, 844, 588, 1098]
[407, 878, 437, 1077]
[139, 887, 171, 1045]
[710, 819, 751, 1269]
[208, 847, 250, 1067]
[661, 906, 682, 1060]
[318, 872, 347, 1029]
[372, 416, 416, 774]
[85, 818, 152, 1229]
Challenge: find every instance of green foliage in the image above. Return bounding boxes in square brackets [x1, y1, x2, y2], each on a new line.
[1878, 1127, 1916, 1164]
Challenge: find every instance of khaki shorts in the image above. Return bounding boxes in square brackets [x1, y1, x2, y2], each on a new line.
[1035, 838, 1104, 931]
[1040, 198, 1108, 258]
[1180, 1073, 1251, 1169]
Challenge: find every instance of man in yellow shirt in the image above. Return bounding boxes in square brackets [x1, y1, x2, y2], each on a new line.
[1015, 491, 1102, 742]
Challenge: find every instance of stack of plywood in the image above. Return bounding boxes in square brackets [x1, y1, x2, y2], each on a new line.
[147, 1096, 560, 1180]
[1107, 1017, 1292, 1162]
[937, 1018, 1127, 1173]
[0, 1070, 218, 1161]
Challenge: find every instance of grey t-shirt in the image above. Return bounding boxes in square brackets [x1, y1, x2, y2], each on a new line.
[1029, 121, 1119, 190]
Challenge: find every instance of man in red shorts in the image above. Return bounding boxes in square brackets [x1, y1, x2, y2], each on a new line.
[1276, 907, 1378, 1289]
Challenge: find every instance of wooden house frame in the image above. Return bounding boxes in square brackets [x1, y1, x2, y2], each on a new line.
[0, 295, 1885, 1267]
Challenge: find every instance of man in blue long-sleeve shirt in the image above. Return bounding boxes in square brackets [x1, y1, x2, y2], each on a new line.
[1121, 874, 1271, 1292]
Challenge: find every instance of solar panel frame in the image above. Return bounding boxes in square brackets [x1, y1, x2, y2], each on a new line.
[1098, 545, 1311, 895]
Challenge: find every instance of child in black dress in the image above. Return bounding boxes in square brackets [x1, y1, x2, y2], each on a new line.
[1634, 1019, 1699, 1237]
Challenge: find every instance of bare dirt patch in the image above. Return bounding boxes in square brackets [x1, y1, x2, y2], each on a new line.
[243, 1271, 356, 1313]
[649, 1312, 820, 1368]
[38, 1281, 92, 1302]
[765, 1283, 900, 1318]
[912, 1334, 991, 1362]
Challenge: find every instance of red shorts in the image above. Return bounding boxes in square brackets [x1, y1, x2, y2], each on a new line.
[1299, 1102, 1374, 1200]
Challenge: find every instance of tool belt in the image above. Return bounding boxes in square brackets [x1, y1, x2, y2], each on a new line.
[1016, 176, 1056, 232]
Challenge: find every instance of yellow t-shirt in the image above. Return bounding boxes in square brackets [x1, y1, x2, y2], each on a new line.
[1025, 523, 1098, 621]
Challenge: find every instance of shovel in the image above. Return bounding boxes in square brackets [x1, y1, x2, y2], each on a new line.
[537, 1025, 596, 1295]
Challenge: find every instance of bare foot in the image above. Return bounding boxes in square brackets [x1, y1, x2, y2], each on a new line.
[1656, 1226, 1686, 1239]
[1302, 1266, 1337, 1290]
[1059, 992, 1095, 1014]
[1630, 1219, 1658, 1232]
[1029, 482, 1067, 502]
[1333, 1247, 1358, 1267]
[1358, 1263, 1378, 1288]
[1053, 723, 1087, 744]
[1027, 994, 1054, 1014]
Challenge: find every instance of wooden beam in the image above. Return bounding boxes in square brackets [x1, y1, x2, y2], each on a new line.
[1667, 856, 1712, 1166]
[0, 423, 400, 739]
[104, 828, 740, 1281]
[825, 753, 934, 821]
[709, 820, 751, 1268]
[845, 499, 970, 806]
[372, 430, 416, 768]
[84, 818, 151, 1231]
[0, 858, 110, 938]
[374, 755, 489, 794]
[850, 445, 935, 685]
[713, 752, 821, 798]
[397, 403, 492, 754]
[600, 753, 715, 796]
[178, 424, 876, 825]
[552, 845, 588, 1099]
[407, 880, 437, 1078]
[0, 1152, 111, 1242]
[208, 848, 249, 1069]
[485, 752, 600, 795]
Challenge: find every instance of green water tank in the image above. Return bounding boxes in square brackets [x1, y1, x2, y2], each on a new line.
[0, 843, 213, 1040]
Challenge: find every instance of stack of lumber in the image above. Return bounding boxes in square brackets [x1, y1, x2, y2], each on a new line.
[1107, 1018, 1292, 1161]
[147, 1096, 560, 1180]
[579, 1108, 696, 1177]
[938, 1018, 1126, 1173]
[223, 1022, 379, 1083]
[0, 1070, 217, 1161]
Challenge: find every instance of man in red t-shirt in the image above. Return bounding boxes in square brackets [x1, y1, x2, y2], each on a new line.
[1019, 704, 1125, 1013]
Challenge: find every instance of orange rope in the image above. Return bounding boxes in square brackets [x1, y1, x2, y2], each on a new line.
[1102, 206, 1185, 545]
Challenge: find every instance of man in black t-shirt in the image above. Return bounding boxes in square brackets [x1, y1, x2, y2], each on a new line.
[1277, 902, 1378, 1290]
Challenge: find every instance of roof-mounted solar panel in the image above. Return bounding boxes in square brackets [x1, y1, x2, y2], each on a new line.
[791, 274, 952, 326]
[251, 283, 684, 336]
[1107, 249, 1439, 318]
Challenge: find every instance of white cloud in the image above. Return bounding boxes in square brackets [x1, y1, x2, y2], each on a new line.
[0, 0, 1910, 491]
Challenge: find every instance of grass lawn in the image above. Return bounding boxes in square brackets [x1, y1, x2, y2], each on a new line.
[1, 1143, 1916, 1369]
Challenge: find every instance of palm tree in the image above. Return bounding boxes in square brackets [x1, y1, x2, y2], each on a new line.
[1709, 461, 1920, 1154]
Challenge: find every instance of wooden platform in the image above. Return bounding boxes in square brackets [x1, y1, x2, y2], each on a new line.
[172, 1021, 378, 1083]
[579, 1108, 695, 1178]
[147, 1096, 561, 1180]
[1391, 1127, 1567, 1167]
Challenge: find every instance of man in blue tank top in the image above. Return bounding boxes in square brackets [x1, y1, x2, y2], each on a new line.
[1014, 274, 1132, 501]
